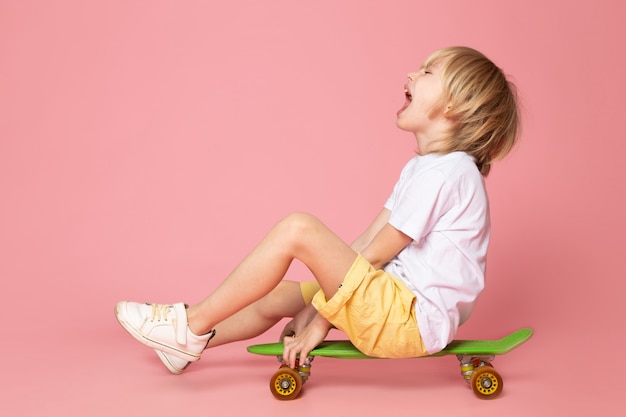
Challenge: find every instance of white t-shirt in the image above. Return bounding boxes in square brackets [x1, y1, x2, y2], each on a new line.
[383, 152, 490, 354]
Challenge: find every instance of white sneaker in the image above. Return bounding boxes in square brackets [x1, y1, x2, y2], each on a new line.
[115, 301, 214, 363]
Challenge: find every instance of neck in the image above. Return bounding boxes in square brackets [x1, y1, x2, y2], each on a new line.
[414, 117, 450, 155]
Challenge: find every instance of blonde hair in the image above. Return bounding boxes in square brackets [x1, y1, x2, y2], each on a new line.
[424, 46, 520, 176]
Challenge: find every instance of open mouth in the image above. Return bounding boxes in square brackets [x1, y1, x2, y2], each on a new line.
[397, 86, 412, 116]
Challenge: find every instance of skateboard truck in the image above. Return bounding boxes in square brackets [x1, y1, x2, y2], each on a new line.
[275, 355, 314, 383]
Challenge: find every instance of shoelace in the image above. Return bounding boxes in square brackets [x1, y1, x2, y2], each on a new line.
[149, 303, 172, 322]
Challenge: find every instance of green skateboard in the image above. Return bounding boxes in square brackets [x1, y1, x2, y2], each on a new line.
[247, 328, 533, 400]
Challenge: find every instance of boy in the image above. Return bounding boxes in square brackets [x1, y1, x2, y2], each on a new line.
[116, 46, 519, 374]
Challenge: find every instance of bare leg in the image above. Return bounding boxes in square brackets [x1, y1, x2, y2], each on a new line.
[208, 280, 306, 347]
[187, 213, 357, 335]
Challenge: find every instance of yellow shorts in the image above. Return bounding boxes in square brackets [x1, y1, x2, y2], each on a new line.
[312, 254, 427, 358]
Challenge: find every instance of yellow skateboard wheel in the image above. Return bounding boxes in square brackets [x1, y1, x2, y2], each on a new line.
[270, 366, 303, 400]
[470, 366, 503, 399]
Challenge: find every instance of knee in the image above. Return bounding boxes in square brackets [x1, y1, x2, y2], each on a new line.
[279, 212, 320, 234]
[276, 212, 322, 247]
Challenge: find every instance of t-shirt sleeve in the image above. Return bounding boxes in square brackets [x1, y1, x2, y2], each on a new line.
[385, 169, 454, 242]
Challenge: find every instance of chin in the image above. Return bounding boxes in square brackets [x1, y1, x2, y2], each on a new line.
[395, 119, 413, 132]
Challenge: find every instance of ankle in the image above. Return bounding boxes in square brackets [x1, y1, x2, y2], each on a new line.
[187, 307, 213, 337]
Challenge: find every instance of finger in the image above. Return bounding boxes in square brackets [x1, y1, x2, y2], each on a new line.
[300, 349, 310, 366]
[281, 336, 290, 365]
[289, 337, 300, 369]
[282, 335, 296, 367]
[300, 340, 317, 366]
[286, 345, 296, 369]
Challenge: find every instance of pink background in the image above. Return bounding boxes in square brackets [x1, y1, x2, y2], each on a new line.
[1, 0, 624, 415]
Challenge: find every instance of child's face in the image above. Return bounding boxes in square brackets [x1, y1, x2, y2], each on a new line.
[396, 60, 448, 137]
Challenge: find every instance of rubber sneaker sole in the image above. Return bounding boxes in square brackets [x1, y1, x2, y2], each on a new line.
[155, 350, 189, 374]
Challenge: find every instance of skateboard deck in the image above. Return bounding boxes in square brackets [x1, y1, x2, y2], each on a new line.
[247, 328, 532, 400]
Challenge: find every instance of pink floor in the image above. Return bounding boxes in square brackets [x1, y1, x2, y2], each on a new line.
[3, 301, 621, 416]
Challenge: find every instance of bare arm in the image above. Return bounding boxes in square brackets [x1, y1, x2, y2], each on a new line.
[360, 223, 412, 269]
[350, 208, 392, 252]
[352, 208, 412, 269]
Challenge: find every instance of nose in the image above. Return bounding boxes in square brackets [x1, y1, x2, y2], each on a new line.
[407, 72, 418, 81]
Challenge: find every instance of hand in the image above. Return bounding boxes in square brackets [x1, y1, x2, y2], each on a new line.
[282, 313, 332, 369]
[279, 303, 318, 341]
